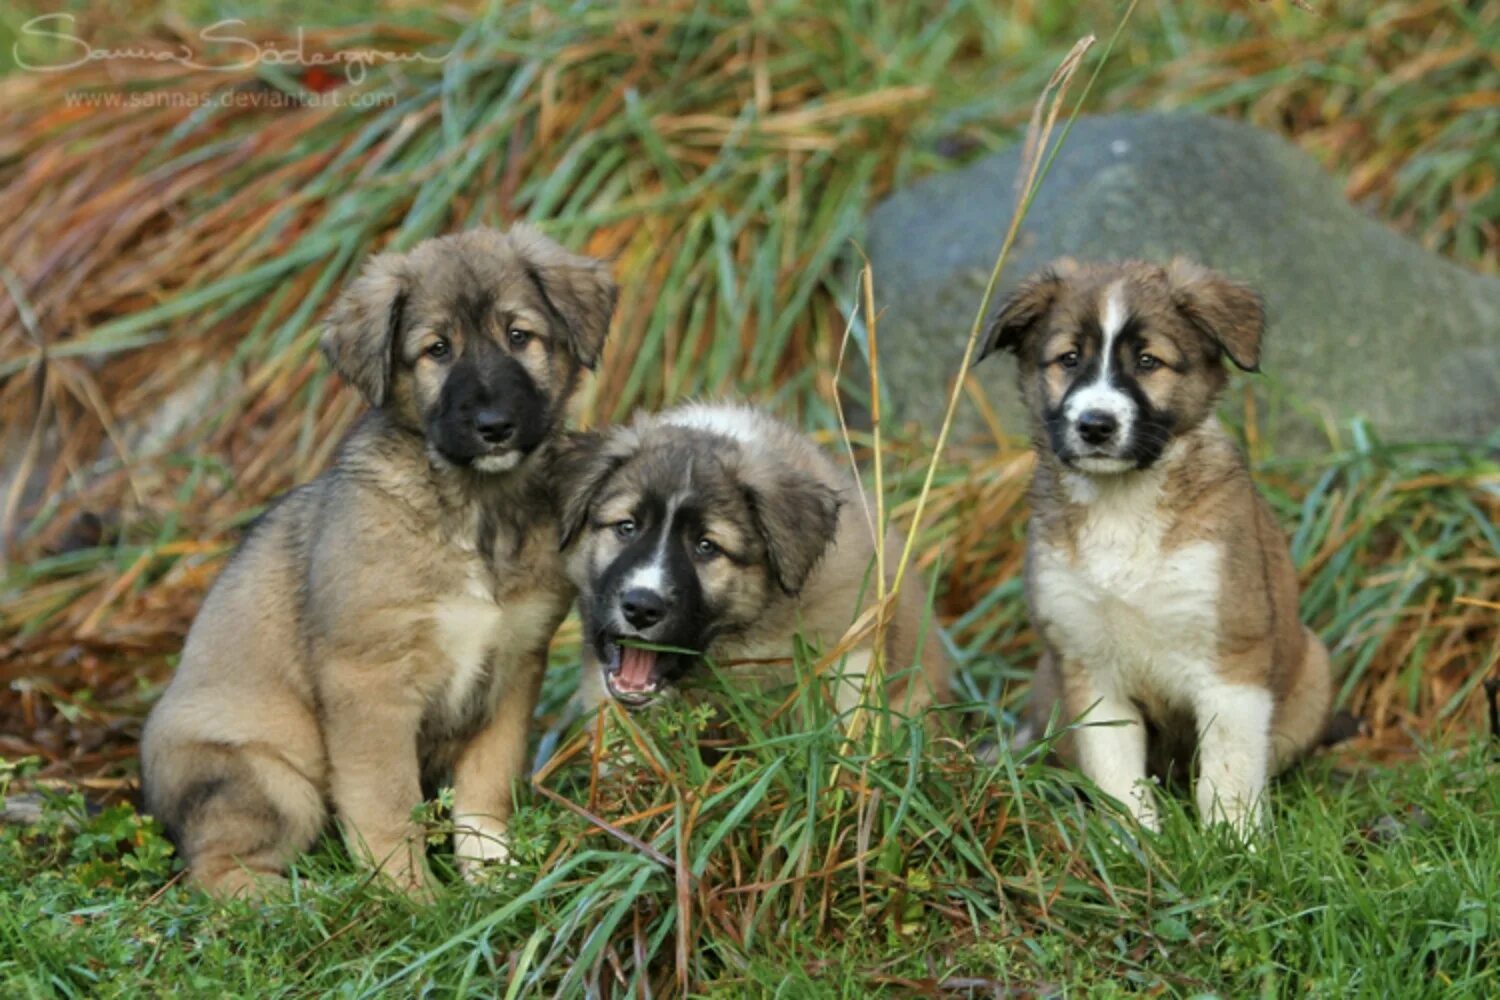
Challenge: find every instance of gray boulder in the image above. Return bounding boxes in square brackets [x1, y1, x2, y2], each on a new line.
[865, 113, 1500, 451]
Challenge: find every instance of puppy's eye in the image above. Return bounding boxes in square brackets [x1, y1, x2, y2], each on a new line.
[425, 338, 451, 360]
[694, 537, 720, 559]
[507, 327, 532, 349]
[612, 519, 637, 540]
[1137, 353, 1161, 372]
[1057, 351, 1080, 369]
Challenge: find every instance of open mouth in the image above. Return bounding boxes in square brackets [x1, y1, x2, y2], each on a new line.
[600, 638, 695, 707]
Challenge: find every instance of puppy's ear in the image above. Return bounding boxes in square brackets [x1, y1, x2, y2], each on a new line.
[321, 252, 408, 407]
[1167, 258, 1264, 373]
[741, 465, 842, 596]
[1049, 256, 1081, 278]
[552, 429, 634, 551]
[512, 225, 619, 370]
[976, 265, 1065, 364]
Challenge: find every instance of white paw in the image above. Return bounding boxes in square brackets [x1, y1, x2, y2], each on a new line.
[1131, 791, 1161, 834]
[1197, 782, 1267, 841]
[1098, 781, 1159, 849]
[453, 817, 511, 883]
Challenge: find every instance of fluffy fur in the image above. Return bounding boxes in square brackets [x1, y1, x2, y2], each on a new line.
[555, 402, 950, 722]
[140, 226, 617, 895]
[979, 258, 1332, 834]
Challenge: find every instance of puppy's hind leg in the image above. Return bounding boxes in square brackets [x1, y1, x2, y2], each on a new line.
[150, 742, 326, 898]
[1270, 629, 1334, 775]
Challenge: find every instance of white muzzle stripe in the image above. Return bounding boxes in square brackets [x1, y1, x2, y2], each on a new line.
[1063, 281, 1135, 455]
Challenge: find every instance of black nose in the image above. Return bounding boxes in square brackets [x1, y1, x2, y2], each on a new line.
[474, 408, 515, 445]
[1076, 410, 1118, 445]
[620, 588, 667, 629]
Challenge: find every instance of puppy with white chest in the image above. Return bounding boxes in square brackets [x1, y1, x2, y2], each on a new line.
[977, 258, 1332, 834]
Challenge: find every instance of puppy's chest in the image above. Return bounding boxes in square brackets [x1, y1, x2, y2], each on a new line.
[426, 523, 569, 723]
[1032, 490, 1223, 706]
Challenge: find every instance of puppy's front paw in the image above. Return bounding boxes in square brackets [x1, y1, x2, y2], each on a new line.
[356, 836, 438, 900]
[1122, 780, 1161, 833]
[195, 865, 292, 900]
[454, 817, 512, 884]
[1197, 779, 1267, 841]
[399, 872, 440, 904]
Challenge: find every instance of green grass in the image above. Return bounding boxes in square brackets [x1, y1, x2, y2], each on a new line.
[3, 699, 1497, 997]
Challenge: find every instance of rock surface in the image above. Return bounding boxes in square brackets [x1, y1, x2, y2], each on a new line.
[865, 113, 1500, 451]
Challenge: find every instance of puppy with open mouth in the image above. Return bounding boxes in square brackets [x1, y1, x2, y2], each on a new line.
[555, 403, 950, 720]
[977, 258, 1332, 834]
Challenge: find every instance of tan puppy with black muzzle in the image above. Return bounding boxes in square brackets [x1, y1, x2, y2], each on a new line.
[976, 258, 1331, 835]
[141, 226, 617, 896]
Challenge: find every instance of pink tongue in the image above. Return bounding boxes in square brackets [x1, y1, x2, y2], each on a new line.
[615, 647, 658, 693]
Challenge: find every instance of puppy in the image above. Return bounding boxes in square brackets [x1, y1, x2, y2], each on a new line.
[141, 226, 617, 895]
[977, 259, 1331, 833]
[555, 403, 949, 721]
